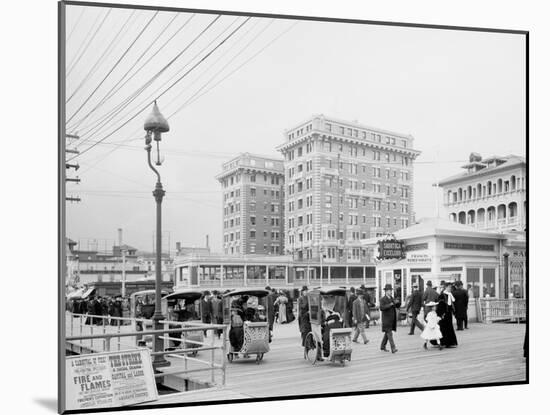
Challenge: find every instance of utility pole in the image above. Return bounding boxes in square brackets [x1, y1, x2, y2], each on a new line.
[66, 133, 81, 203]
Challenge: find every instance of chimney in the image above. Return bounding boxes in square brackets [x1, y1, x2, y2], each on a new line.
[118, 228, 123, 247]
[176, 242, 181, 254]
[206, 235, 209, 249]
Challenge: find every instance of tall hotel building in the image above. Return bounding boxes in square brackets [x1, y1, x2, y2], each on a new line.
[277, 115, 421, 266]
[217, 153, 285, 256]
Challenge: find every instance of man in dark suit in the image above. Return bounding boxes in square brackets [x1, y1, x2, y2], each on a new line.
[201, 291, 212, 335]
[297, 286, 309, 346]
[265, 287, 277, 336]
[352, 290, 370, 344]
[422, 280, 439, 317]
[211, 291, 223, 338]
[406, 284, 424, 335]
[453, 280, 469, 330]
[346, 287, 357, 328]
[380, 284, 401, 353]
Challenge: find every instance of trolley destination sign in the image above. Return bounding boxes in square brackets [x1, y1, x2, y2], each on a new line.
[377, 239, 406, 260]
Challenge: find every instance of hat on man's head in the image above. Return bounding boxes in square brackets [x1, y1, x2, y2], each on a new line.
[426, 281, 432, 287]
[412, 284, 419, 289]
[350, 286, 356, 293]
[265, 286, 271, 291]
[301, 285, 309, 292]
[383, 284, 393, 291]
[439, 281, 446, 286]
[203, 290, 211, 296]
[356, 289, 365, 296]
[455, 280, 463, 287]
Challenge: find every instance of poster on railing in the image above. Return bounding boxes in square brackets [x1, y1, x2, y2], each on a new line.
[65, 348, 158, 411]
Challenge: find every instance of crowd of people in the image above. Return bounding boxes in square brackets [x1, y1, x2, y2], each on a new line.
[67, 296, 131, 325]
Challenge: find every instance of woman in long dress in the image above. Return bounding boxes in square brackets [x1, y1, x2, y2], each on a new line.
[436, 283, 458, 347]
[274, 292, 288, 324]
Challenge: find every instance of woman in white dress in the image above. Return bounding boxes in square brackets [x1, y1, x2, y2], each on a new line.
[420, 301, 443, 350]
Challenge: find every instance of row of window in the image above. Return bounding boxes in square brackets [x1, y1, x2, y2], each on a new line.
[248, 202, 280, 213]
[288, 212, 410, 229]
[250, 216, 281, 227]
[446, 175, 525, 204]
[223, 217, 241, 229]
[324, 123, 408, 148]
[249, 188, 281, 198]
[249, 230, 281, 240]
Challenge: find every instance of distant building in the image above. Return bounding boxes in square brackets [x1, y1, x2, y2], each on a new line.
[277, 114, 421, 271]
[438, 153, 526, 232]
[175, 241, 211, 257]
[217, 153, 285, 256]
[437, 153, 526, 298]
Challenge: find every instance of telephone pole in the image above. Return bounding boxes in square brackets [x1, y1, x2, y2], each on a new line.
[66, 133, 81, 203]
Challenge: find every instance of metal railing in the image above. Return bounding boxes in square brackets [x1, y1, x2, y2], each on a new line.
[65, 312, 227, 387]
[476, 298, 526, 323]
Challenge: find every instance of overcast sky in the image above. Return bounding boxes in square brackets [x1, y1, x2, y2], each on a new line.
[64, 4, 526, 253]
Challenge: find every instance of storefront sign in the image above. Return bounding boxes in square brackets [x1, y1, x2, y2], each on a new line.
[65, 349, 158, 411]
[443, 242, 494, 251]
[377, 239, 405, 260]
[406, 253, 432, 264]
[405, 243, 428, 252]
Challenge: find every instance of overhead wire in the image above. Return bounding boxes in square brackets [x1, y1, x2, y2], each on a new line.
[70, 13, 196, 134]
[66, 10, 159, 125]
[66, 9, 112, 78]
[66, 10, 137, 104]
[69, 16, 251, 161]
[73, 14, 224, 148]
[162, 18, 271, 115]
[66, 6, 86, 44]
[171, 20, 299, 116]
[68, 12, 181, 131]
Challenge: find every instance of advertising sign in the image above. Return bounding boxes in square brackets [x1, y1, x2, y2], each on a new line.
[406, 253, 432, 264]
[377, 239, 405, 260]
[65, 349, 158, 411]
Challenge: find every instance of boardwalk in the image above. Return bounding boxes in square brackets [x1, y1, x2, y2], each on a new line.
[65, 316, 526, 406]
[152, 321, 525, 404]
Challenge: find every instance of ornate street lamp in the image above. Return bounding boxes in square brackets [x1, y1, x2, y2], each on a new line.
[143, 101, 170, 369]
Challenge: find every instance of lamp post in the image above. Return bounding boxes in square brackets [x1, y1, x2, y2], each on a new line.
[143, 101, 170, 369]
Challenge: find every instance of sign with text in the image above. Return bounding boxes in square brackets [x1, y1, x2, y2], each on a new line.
[65, 349, 158, 411]
[406, 253, 432, 264]
[377, 239, 405, 260]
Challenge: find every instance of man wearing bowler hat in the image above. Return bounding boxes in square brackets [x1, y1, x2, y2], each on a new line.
[379, 284, 401, 353]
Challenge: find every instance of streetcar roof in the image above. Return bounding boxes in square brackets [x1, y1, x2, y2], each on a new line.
[222, 288, 270, 298]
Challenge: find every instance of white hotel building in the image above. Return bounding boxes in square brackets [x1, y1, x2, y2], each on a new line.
[438, 153, 526, 233]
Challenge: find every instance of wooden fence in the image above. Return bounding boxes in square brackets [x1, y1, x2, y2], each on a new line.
[476, 298, 526, 323]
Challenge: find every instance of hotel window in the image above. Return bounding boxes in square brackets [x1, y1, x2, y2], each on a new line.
[339, 143, 343, 152]
[386, 136, 391, 144]
[340, 126, 345, 135]
[298, 147, 303, 157]
[326, 123, 332, 132]
[353, 129, 358, 137]
[250, 202, 256, 211]
[362, 131, 367, 139]
[250, 216, 256, 225]
[298, 164, 303, 172]
[347, 128, 352, 135]
[250, 230, 256, 238]
[325, 212, 332, 223]
[250, 175, 256, 182]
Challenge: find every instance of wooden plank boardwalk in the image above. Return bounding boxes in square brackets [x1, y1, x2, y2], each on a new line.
[152, 321, 526, 405]
[64, 316, 526, 406]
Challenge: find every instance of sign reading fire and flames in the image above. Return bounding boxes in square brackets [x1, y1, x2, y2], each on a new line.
[377, 239, 405, 260]
[65, 349, 158, 411]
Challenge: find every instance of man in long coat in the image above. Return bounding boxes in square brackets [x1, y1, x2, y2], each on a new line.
[201, 291, 212, 335]
[297, 286, 310, 346]
[406, 284, 424, 335]
[346, 287, 357, 328]
[422, 280, 439, 317]
[265, 287, 277, 335]
[210, 291, 223, 338]
[352, 290, 369, 344]
[453, 280, 469, 330]
[379, 284, 401, 353]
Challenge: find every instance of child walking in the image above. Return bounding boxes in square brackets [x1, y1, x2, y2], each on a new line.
[421, 301, 443, 350]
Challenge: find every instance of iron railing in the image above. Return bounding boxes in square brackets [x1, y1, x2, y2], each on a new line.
[65, 312, 227, 387]
[476, 298, 526, 323]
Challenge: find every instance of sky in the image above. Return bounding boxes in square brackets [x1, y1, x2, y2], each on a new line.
[64, 4, 526, 254]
